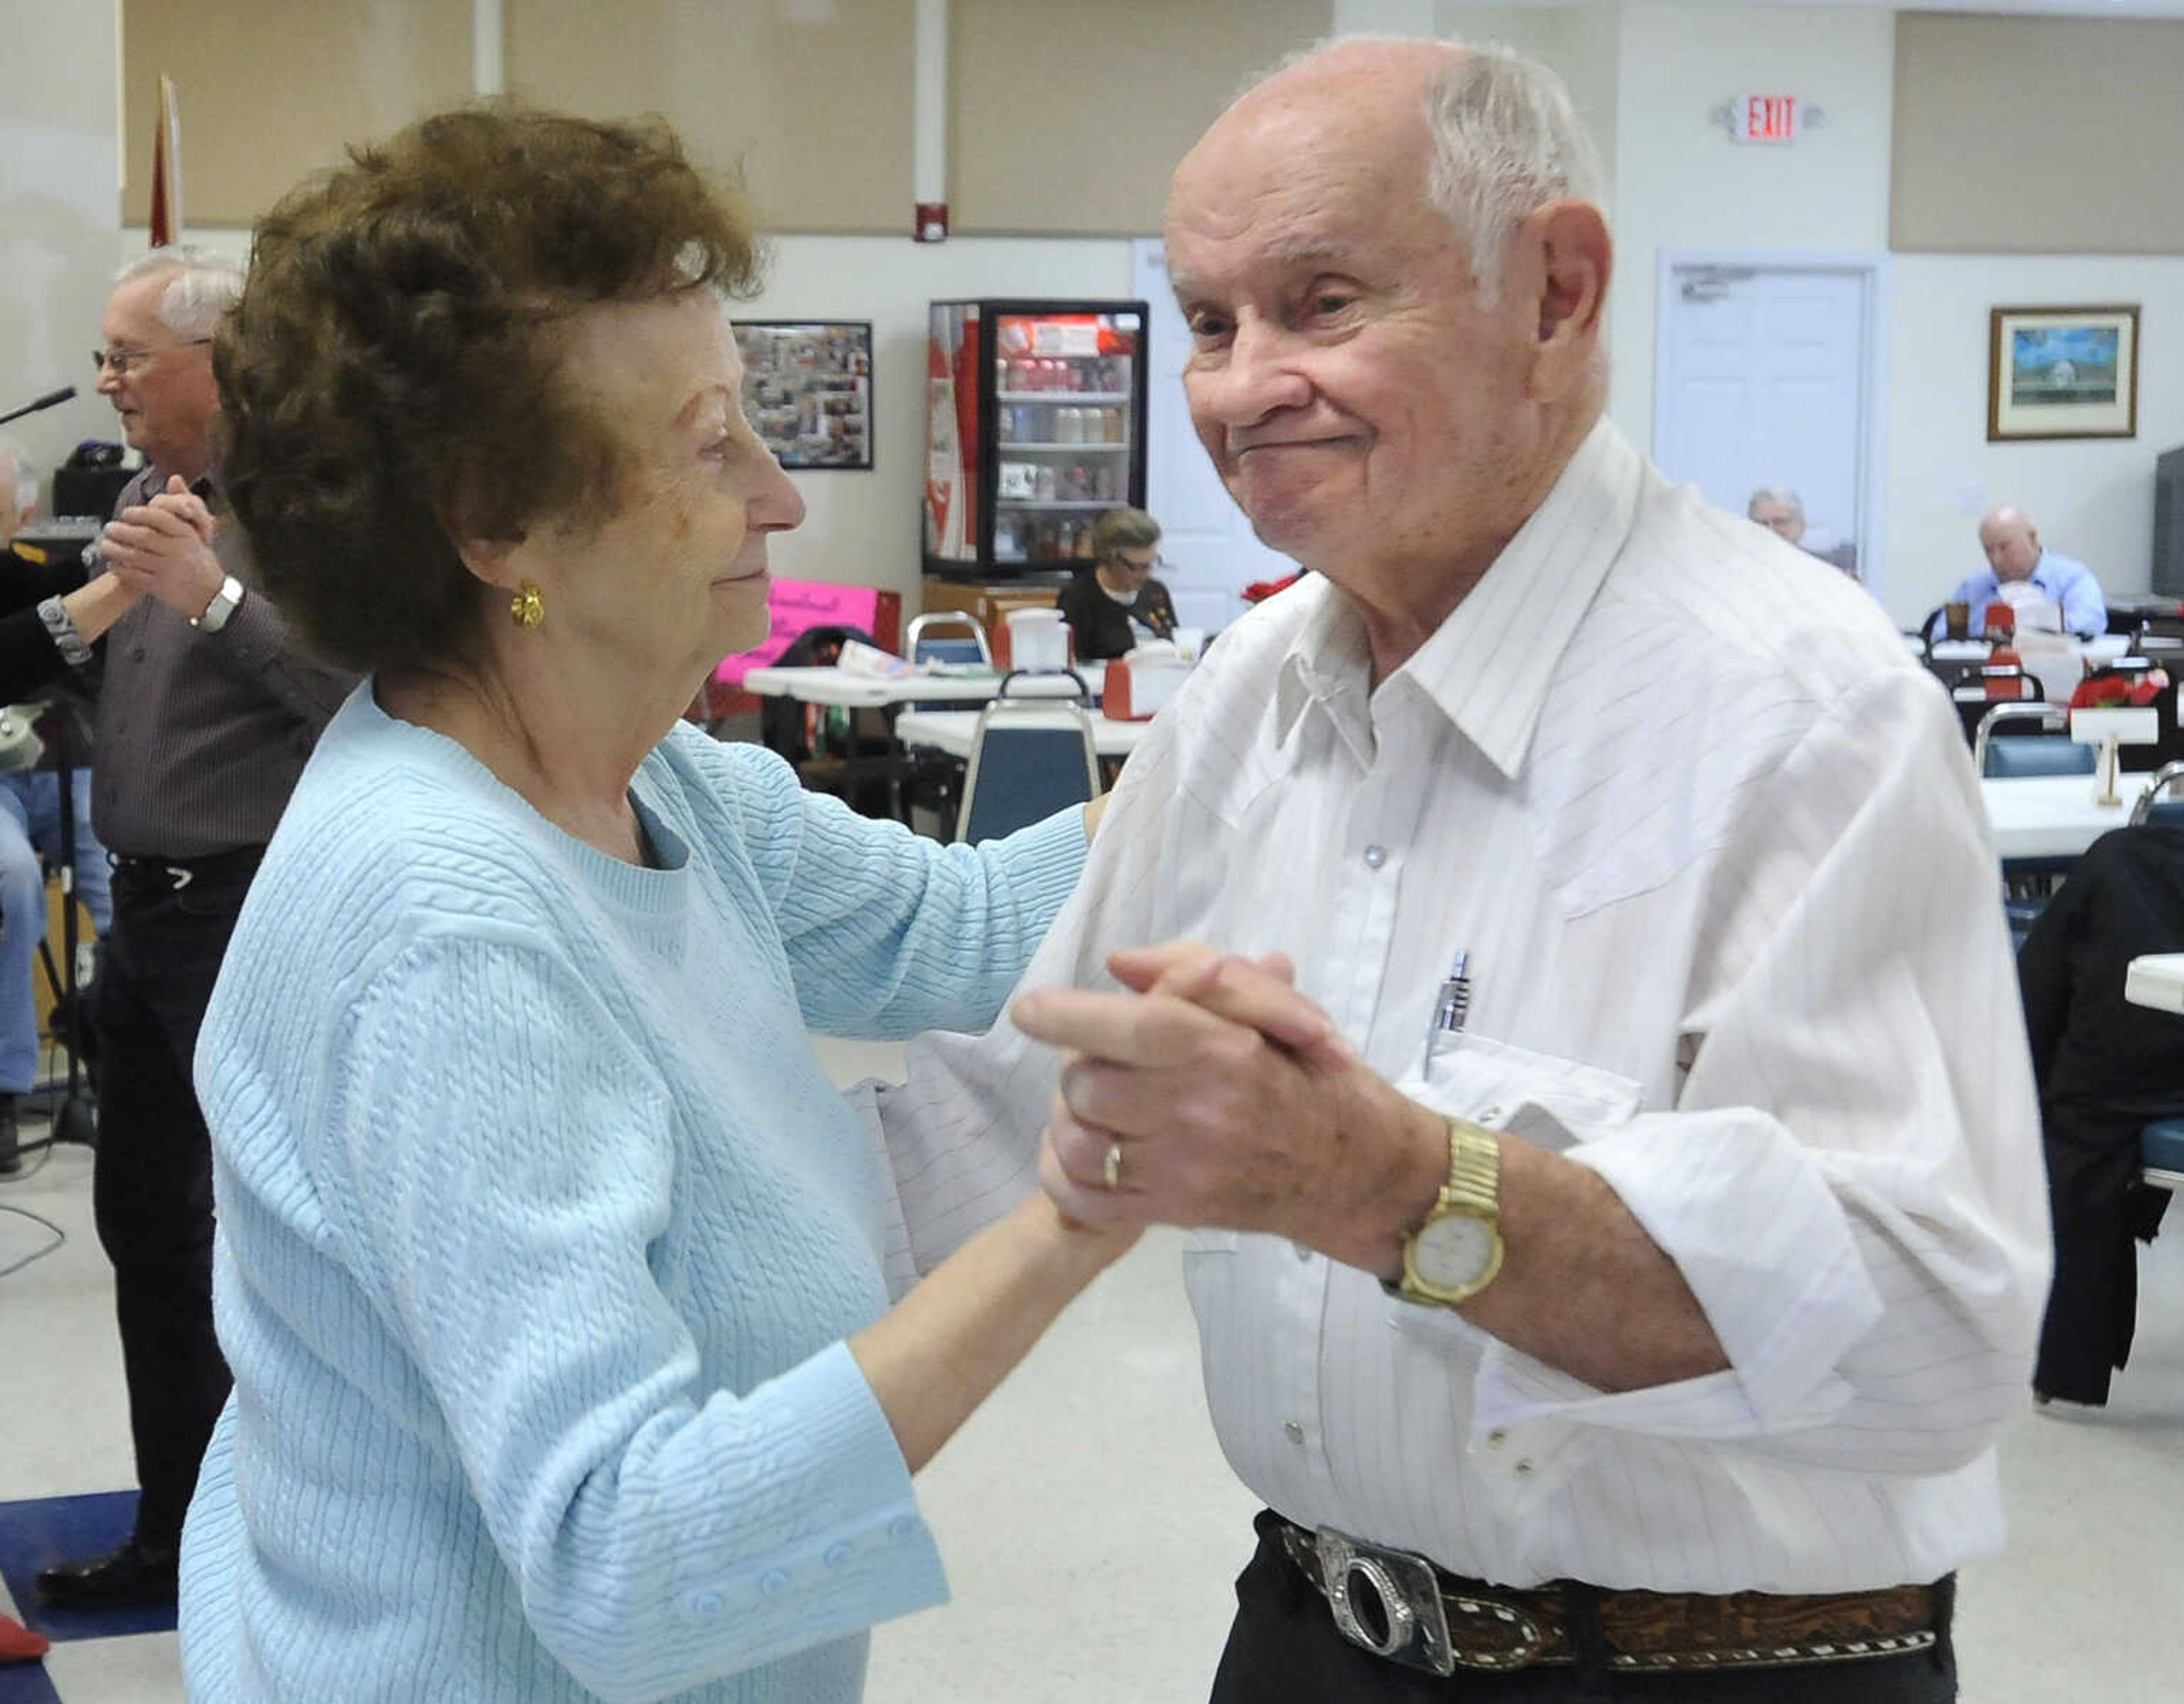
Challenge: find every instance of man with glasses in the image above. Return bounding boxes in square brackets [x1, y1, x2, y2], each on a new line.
[1055, 506, 1179, 662]
[34, 247, 354, 1610]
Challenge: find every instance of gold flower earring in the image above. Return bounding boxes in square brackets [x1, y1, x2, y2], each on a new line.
[509, 580, 545, 630]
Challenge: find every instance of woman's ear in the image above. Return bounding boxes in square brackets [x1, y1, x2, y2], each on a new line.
[452, 532, 524, 592]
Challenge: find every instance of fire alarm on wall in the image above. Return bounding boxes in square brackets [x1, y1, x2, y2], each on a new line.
[915, 202, 949, 242]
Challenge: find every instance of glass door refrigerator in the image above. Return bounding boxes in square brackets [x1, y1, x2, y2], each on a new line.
[924, 299, 1149, 577]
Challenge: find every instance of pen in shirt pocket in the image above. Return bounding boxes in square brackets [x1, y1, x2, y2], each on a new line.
[1421, 948, 1470, 1074]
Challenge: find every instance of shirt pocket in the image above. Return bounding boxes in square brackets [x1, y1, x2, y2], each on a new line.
[1180, 1227, 1243, 1318]
[1400, 1031, 1643, 1152]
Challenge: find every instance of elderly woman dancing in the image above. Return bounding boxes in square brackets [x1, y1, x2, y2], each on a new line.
[176, 109, 1135, 1703]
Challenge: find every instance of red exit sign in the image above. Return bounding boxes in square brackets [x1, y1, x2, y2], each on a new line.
[1733, 93, 1801, 143]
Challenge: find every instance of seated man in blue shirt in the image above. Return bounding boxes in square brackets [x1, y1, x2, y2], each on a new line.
[1934, 505, 2106, 639]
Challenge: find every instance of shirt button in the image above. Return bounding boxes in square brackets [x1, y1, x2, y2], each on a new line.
[1292, 1242, 1314, 1263]
[129, 645, 146, 661]
[887, 1515, 920, 1544]
[1284, 1420, 1306, 1445]
[1513, 1459, 1536, 1480]
[823, 1541, 853, 1570]
[1486, 1429, 1507, 1449]
[1363, 845, 1387, 870]
[685, 1589, 723, 1620]
[759, 1568, 791, 1597]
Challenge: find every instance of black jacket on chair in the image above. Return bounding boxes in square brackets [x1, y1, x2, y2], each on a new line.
[2018, 825, 2184, 1403]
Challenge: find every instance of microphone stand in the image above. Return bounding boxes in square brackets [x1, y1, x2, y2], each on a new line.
[13, 701, 97, 1155]
[0, 386, 77, 428]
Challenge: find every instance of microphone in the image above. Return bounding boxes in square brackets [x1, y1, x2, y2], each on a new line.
[0, 386, 77, 427]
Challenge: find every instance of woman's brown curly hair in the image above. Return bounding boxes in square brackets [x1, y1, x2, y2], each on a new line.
[215, 106, 762, 676]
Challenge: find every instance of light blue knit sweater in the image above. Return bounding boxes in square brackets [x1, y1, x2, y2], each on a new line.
[178, 687, 1087, 1703]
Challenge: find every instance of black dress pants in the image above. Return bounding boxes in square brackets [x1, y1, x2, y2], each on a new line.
[1210, 1512, 1958, 1704]
[90, 858, 253, 1549]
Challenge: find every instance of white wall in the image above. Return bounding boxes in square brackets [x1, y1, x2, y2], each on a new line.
[1606, 1, 1896, 444]
[181, 229, 1136, 612]
[0, 0, 121, 510]
[1888, 255, 2184, 622]
[734, 235, 1134, 607]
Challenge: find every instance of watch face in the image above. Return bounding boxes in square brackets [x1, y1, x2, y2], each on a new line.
[1412, 1213, 1498, 1292]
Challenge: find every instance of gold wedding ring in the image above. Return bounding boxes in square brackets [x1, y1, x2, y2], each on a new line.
[1102, 1139, 1124, 1192]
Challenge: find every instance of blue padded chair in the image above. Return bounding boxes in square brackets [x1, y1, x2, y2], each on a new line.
[1975, 702, 2093, 779]
[905, 611, 992, 671]
[2146, 1119, 2184, 1193]
[2132, 760, 2184, 829]
[899, 613, 997, 833]
[2129, 768, 2184, 1199]
[954, 673, 1101, 844]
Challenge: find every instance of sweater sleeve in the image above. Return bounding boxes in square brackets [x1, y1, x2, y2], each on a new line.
[712, 740, 1087, 1040]
[322, 930, 946, 1702]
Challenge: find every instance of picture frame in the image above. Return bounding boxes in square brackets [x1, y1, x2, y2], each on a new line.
[1987, 304, 2139, 442]
[730, 320, 874, 469]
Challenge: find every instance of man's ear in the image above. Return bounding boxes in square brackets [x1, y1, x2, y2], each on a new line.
[1513, 200, 1611, 403]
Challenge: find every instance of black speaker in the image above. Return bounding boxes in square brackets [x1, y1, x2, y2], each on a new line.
[2156, 444, 2184, 598]
[52, 462, 134, 522]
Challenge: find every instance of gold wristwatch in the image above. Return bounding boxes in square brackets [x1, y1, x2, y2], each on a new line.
[1391, 1116, 1504, 1306]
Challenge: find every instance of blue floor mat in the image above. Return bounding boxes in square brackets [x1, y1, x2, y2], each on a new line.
[0, 1491, 175, 1643]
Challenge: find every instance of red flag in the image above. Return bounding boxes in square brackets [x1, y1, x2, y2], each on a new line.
[148, 75, 180, 247]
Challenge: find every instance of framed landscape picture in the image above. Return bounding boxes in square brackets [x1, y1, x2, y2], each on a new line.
[1987, 305, 2139, 442]
[731, 320, 873, 469]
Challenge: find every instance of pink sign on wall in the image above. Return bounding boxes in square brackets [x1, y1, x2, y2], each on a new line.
[714, 578, 886, 686]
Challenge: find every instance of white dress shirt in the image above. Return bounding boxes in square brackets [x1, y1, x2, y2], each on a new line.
[877, 420, 2051, 1595]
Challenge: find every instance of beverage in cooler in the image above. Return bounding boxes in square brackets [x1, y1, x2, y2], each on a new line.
[924, 299, 1149, 576]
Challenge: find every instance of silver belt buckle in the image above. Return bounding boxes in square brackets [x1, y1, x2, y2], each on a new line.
[1312, 1527, 1457, 1678]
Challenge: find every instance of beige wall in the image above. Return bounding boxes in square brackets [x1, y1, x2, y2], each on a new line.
[122, 0, 472, 228]
[505, 0, 916, 234]
[949, 0, 1330, 235]
[1893, 14, 2184, 255]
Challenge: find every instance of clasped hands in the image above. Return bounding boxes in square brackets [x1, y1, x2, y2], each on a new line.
[100, 475, 222, 619]
[1013, 942, 1441, 1277]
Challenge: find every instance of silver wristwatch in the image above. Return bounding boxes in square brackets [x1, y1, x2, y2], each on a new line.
[191, 573, 246, 634]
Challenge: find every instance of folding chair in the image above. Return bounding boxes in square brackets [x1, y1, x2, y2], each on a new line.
[954, 672, 1102, 844]
[900, 614, 994, 835]
[1952, 664, 2036, 747]
[2133, 760, 2184, 829]
[904, 611, 992, 671]
[1975, 702, 2094, 779]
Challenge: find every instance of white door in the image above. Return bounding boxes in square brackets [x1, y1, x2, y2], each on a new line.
[1131, 238, 1300, 636]
[1653, 257, 1885, 593]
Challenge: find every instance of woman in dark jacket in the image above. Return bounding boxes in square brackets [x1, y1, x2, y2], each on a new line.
[1054, 506, 1176, 663]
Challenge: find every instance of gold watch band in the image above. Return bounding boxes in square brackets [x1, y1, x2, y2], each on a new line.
[1438, 1116, 1499, 1217]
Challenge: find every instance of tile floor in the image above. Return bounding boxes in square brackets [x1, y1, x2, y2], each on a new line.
[1, 1040, 2179, 1702]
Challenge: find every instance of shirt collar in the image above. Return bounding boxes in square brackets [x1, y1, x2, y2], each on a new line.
[1273, 417, 1644, 778]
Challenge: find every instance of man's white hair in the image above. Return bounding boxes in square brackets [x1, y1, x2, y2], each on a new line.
[1748, 486, 1804, 523]
[1421, 44, 1606, 301]
[0, 439, 34, 520]
[1258, 39, 1607, 303]
[112, 243, 245, 338]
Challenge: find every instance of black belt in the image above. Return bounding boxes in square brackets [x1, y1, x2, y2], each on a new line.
[1272, 1515, 1946, 1678]
[111, 845, 265, 892]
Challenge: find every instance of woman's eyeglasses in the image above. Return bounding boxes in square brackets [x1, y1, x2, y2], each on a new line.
[92, 338, 213, 375]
